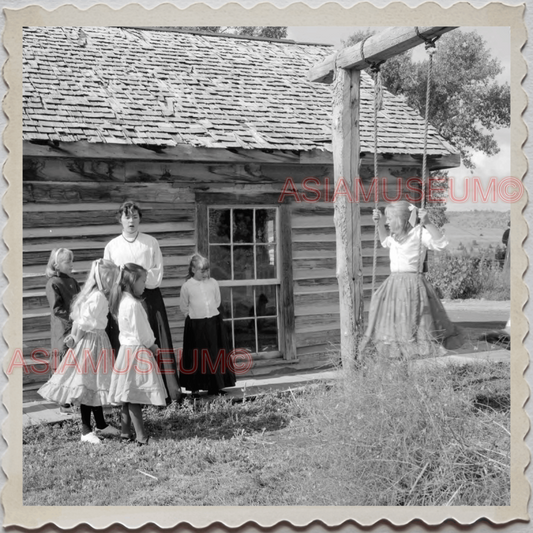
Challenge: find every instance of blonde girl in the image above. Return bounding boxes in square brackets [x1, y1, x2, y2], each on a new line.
[108, 263, 167, 445]
[45, 248, 81, 365]
[360, 201, 463, 359]
[180, 253, 235, 397]
[39, 259, 121, 445]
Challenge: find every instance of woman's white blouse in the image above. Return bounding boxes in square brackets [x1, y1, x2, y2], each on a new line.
[180, 278, 221, 319]
[75, 291, 109, 331]
[104, 233, 163, 290]
[118, 292, 156, 347]
[381, 226, 448, 273]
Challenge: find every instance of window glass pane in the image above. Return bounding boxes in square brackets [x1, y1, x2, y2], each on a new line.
[219, 287, 232, 319]
[234, 318, 256, 354]
[233, 209, 254, 243]
[234, 245, 254, 280]
[223, 319, 234, 350]
[209, 209, 230, 244]
[254, 285, 277, 317]
[257, 318, 278, 352]
[256, 209, 276, 243]
[256, 245, 276, 279]
[232, 286, 254, 319]
[209, 245, 231, 280]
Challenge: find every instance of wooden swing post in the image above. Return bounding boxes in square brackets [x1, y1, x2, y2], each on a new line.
[309, 26, 456, 369]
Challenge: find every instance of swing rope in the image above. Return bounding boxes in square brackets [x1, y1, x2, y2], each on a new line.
[415, 30, 439, 331]
[360, 37, 385, 296]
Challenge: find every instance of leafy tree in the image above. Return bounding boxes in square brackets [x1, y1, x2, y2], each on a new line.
[345, 28, 510, 227]
[169, 26, 287, 39]
[345, 28, 510, 169]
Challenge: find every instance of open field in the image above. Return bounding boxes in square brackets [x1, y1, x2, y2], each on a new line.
[442, 210, 509, 250]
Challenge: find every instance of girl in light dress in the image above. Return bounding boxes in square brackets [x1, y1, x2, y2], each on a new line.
[180, 254, 235, 397]
[108, 263, 167, 445]
[39, 259, 121, 445]
[360, 201, 463, 359]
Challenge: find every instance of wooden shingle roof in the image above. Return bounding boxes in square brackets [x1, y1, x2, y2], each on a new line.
[23, 27, 458, 158]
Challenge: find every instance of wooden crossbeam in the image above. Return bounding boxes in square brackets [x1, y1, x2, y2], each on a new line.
[309, 26, 457, 83]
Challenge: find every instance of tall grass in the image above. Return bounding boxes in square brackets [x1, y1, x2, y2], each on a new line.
[285, 356, 510, 506]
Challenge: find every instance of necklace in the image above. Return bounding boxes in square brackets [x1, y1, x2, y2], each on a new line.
[121, 232, 139, 244]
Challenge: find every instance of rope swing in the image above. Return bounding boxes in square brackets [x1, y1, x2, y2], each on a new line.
[414, 29, 439, 330]
[360, 37, 385, 296]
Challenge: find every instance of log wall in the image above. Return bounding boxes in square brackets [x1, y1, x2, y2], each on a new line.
[23, 150, 420, 381]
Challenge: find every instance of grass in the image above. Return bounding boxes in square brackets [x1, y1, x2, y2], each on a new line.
[23, 358, 510, 506]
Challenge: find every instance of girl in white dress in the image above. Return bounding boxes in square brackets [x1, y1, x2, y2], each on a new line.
[360, 201, 463, 359]
[180, 254, 235, 396]
[108, 263, 167, 445]
[39, 259, 121, 445]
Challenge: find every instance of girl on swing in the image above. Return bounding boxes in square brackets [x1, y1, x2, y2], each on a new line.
[360, 200, 463, 359]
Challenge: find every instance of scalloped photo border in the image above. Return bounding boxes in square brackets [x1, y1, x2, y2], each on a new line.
[2, 1, 528, 529]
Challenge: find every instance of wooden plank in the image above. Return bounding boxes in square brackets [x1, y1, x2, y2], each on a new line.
[23, 180, 195, 204]
[309, 26, 456, 83]
[279, 204, 297, 361]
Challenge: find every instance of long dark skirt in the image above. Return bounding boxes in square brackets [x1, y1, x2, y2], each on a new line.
[106, 287, 179, 400]
[360, 272, 464, 359]
[181, 315, 236, 392]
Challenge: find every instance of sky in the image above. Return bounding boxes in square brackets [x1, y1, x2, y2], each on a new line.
[286, 26, 511, 212]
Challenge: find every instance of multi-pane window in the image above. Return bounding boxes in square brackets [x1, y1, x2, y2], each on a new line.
[208, 207, 279, 356]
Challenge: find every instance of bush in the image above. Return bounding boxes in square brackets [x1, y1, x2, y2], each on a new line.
[426, 246, 510, 300]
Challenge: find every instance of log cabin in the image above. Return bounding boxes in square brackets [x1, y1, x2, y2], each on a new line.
[22, 26, 460, 388]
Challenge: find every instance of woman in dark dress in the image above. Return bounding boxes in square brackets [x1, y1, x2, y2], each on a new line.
[104, 201, 181, 403]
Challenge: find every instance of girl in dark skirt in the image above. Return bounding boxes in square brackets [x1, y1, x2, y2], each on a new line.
[360, 201, 463, 360]
[180, 254, 236, 396]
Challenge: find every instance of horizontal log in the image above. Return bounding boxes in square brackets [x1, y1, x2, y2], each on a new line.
[23, 221, 194, 240]
[294, 278, 338, 291]
[23, 141, 458, 170]
[23, 243, 196, 267]
[296, 313, 340, 331]
[23, 230, 196, 248]
[23, 204, 195, 229]
[23, 180, 196, 204]
[309, 26, 456, 83]
[296, 327, 340, 347]
[126, 161, 332, 185]
[292, 242, 389, 258]
[293, 266, 389, 283]
[24, 140, 333, 165]
[194, 192, 285, 205]
[23, 236, 195, 254]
